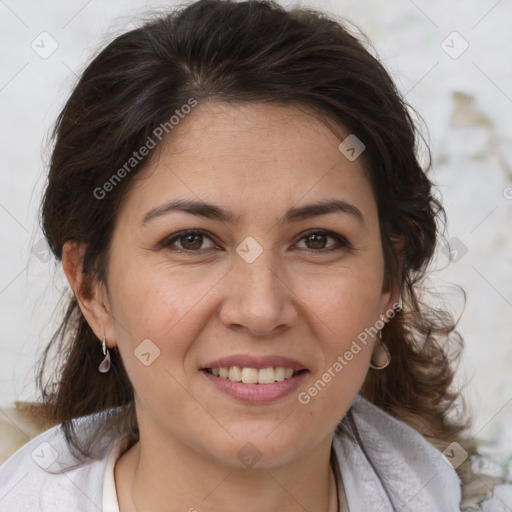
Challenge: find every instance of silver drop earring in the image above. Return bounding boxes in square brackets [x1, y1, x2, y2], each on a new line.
[98, 334, 111, 373]
[370, 314, 391, 370]
[369, 330, 391, 370]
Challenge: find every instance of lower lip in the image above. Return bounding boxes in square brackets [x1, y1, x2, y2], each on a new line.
[201, 370, 309, 403]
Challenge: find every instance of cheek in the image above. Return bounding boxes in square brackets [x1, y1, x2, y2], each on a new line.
[297, 295, 377, 429]
[108, 254, 217, 338]
[310, 266, 384, 345]
[291, 266, 382, 412]
[107, 268, 207, 415]
[106, 257, 228, 392]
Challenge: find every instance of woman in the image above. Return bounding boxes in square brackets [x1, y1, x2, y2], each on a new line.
[0, 1, 510, 510]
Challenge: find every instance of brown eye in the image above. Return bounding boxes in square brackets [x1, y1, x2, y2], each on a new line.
[304, 233, 328, 249]
[179, 234, 203, 250]
[295, 230, 351, 252]
[163, 230, 217, 252]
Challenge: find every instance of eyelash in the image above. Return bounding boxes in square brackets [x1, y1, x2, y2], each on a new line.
[161, 229, 352, 254]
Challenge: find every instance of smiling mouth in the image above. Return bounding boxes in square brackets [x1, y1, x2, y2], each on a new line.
[203, 366, 308, 385]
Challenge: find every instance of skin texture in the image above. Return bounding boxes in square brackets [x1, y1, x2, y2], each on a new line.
[62, 101, 401, 512]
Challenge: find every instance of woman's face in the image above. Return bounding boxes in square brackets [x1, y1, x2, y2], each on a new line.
[83, 101, 398, 468]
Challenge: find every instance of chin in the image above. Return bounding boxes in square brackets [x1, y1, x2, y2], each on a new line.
[202, 429, 315, 470]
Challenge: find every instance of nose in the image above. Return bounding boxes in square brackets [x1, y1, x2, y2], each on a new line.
[219, 252, 299, 337]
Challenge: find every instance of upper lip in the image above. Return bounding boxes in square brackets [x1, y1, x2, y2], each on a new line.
[201, 354, 308, 371]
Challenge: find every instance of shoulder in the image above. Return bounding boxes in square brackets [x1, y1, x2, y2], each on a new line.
[333, 394, 463, 511]
[334, 395, 512, 512]
[0, 408, 125, 512]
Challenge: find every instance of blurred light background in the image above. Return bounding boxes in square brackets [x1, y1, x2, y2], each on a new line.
[1, 0, 511, 466]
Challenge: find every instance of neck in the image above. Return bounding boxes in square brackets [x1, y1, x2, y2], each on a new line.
[115, 431, 339, 512]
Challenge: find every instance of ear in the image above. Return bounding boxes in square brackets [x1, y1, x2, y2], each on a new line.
[61, 240, 116, 348]
[381, 235, 405, 315]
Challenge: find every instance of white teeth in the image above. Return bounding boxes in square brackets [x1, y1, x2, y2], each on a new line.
[241, 367, 259, 383]
[258, 367, 276, 384]
[274, 367, 285, 381]
[208, 366, 300, 384]
[228, 366, 242, 381]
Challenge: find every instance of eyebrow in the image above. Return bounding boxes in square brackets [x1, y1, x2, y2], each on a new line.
[141, 198, 365, 227]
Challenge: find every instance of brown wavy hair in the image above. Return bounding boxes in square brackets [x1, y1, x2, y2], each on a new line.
[37, 0, 478, 497]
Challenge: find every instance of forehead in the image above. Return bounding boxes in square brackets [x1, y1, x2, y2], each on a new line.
[117, 101, 377, 226]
